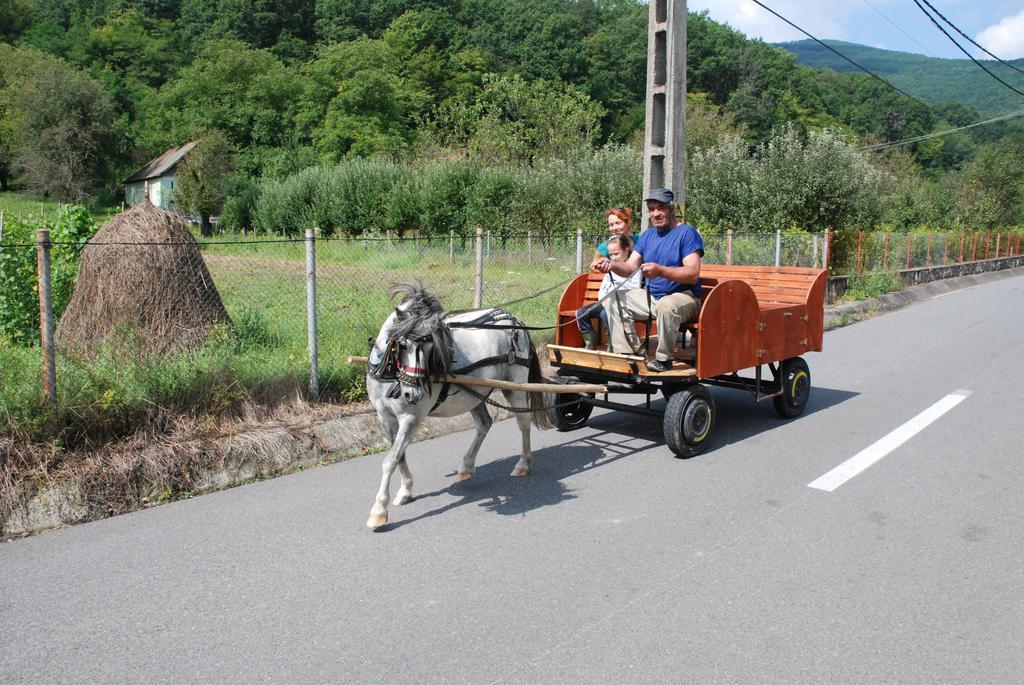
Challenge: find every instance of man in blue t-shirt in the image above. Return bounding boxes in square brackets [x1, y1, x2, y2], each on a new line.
[595, 188, 704, 372]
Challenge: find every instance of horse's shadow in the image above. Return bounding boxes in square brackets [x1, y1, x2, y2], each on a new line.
[374, 384, 858, 531]
[374, 428, 658, 532]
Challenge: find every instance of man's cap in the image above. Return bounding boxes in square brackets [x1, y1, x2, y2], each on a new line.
[643, 188, 675, 205]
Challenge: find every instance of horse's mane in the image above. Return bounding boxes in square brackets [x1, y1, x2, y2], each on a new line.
[388, 281, 451, 379]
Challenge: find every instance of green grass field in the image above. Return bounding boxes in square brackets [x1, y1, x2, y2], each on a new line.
[1, 236, 578, 447]
[0, 191, 118, 229]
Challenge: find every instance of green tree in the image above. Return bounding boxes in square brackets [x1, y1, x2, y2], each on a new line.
[0, 0, 35, 41]
[84, 10, 180, 88]
[173, 130, 234, 236]
[297, 38, 421, 161]
[429, 73, 604, 163]
[141, 39, 302, 175]
[583, 4, 647, 141]
[689, 125, 891, 232]
[957, 144, 1024, 228]
[2, 47, 117, 201]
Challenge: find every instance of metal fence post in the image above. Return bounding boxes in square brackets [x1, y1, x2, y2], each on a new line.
[905, 233, 913, 269]
[883, 232, 890, 271]
[36, 230, 57, 424]
[575, 228, 584, 274]
[305, 228, 319, 400]
[449, 230, 455, 263]
[943, 233, 948, 265]
[474, 227, 484, 308]
[774, 229, 781, 267]
[527, 229, 533, 264]
[996, 233, 1001, 259]
[486, 230, 492, 261]
[726, 229, 733, 265]
[812, 232, 818, 268]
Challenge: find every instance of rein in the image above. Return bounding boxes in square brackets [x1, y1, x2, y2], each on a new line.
[447, 267, 644, 332]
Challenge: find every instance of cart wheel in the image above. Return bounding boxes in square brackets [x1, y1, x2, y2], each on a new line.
[663, 384, 715, 458]
[545, 392, 593, 431]
[773, 357, 811, 419]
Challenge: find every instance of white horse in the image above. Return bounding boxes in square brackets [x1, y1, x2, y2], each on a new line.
[365, 282, 551, 529]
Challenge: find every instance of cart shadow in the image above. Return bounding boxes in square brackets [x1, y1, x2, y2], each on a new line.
[373, 430, 659, 532]
[375, 385, 857, 531]
[606, 384, 860, 457]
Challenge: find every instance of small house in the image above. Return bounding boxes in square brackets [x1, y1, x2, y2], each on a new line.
[123, 141, 199, 210]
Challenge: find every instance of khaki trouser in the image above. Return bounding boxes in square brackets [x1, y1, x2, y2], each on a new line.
[606, 289, 700, 361]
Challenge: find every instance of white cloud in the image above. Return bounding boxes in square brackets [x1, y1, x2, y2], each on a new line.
[687, 0, 852, 44]
[977, 9, 1024, 60]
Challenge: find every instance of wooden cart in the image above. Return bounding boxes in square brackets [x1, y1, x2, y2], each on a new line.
[547, 265, 829, 456]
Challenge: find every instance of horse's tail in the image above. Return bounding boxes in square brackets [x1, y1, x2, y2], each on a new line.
[528, 346, 553, 430]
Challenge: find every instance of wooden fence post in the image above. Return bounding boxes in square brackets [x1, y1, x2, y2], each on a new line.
[971, 234, 977, 261]
[984, 233, 990, 259]
[36, 230, 57, 427]
[883, 232, 890, 271]
[958, 233, 965, 263]
[856, 231, 863, 273]
[926, 234, 932, 266]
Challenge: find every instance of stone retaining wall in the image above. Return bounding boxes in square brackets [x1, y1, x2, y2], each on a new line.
[827, 255, 1024, 302]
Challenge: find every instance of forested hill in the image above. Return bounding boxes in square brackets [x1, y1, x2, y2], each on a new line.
[777, 39, 1024, 116]
[2, 0, 1023, 227]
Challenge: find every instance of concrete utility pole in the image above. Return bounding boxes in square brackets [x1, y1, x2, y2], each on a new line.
[643, 0, 687, 213]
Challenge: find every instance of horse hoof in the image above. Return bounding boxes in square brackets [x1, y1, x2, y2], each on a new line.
[366, 514, 388, 529]
[392, 494, 412, 506]
[510, 467, 529, 477]
[456, 471, 474, 481]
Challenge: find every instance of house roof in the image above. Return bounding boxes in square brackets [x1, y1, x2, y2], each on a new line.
[124, 140, 200, 184]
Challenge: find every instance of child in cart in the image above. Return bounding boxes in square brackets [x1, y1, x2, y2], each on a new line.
[576, 234, 643, 351]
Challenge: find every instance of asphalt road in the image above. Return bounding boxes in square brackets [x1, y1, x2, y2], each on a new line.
[2, 273, 1023, 684]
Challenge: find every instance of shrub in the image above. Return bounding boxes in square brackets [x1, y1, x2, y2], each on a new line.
[250, 146, 645, 238]
[0, 205, 95, 345]
[688, 125, 891, 232]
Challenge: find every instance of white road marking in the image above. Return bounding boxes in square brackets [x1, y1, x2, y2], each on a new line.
[808, 390, 972, 492]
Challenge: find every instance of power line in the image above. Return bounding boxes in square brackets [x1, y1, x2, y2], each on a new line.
[859, 106, 1024, 151]
[913, 0, 1024, 98]
[917, 0, 1024, 78]
[857, 0, 937, 58]
[747, 0, 931, 108]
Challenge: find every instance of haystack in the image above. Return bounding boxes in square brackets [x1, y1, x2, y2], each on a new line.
[57, 201, 231, 356]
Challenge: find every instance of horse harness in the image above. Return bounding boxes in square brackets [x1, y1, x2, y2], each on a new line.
[368, 309, 532, 411]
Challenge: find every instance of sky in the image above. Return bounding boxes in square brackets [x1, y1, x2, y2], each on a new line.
[686, 0, 1024, 60]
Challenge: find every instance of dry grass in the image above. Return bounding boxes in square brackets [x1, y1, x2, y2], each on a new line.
[0, 394, 368, 536]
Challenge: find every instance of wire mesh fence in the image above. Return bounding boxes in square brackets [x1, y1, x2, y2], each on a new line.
[2, 227, 1023, 428]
